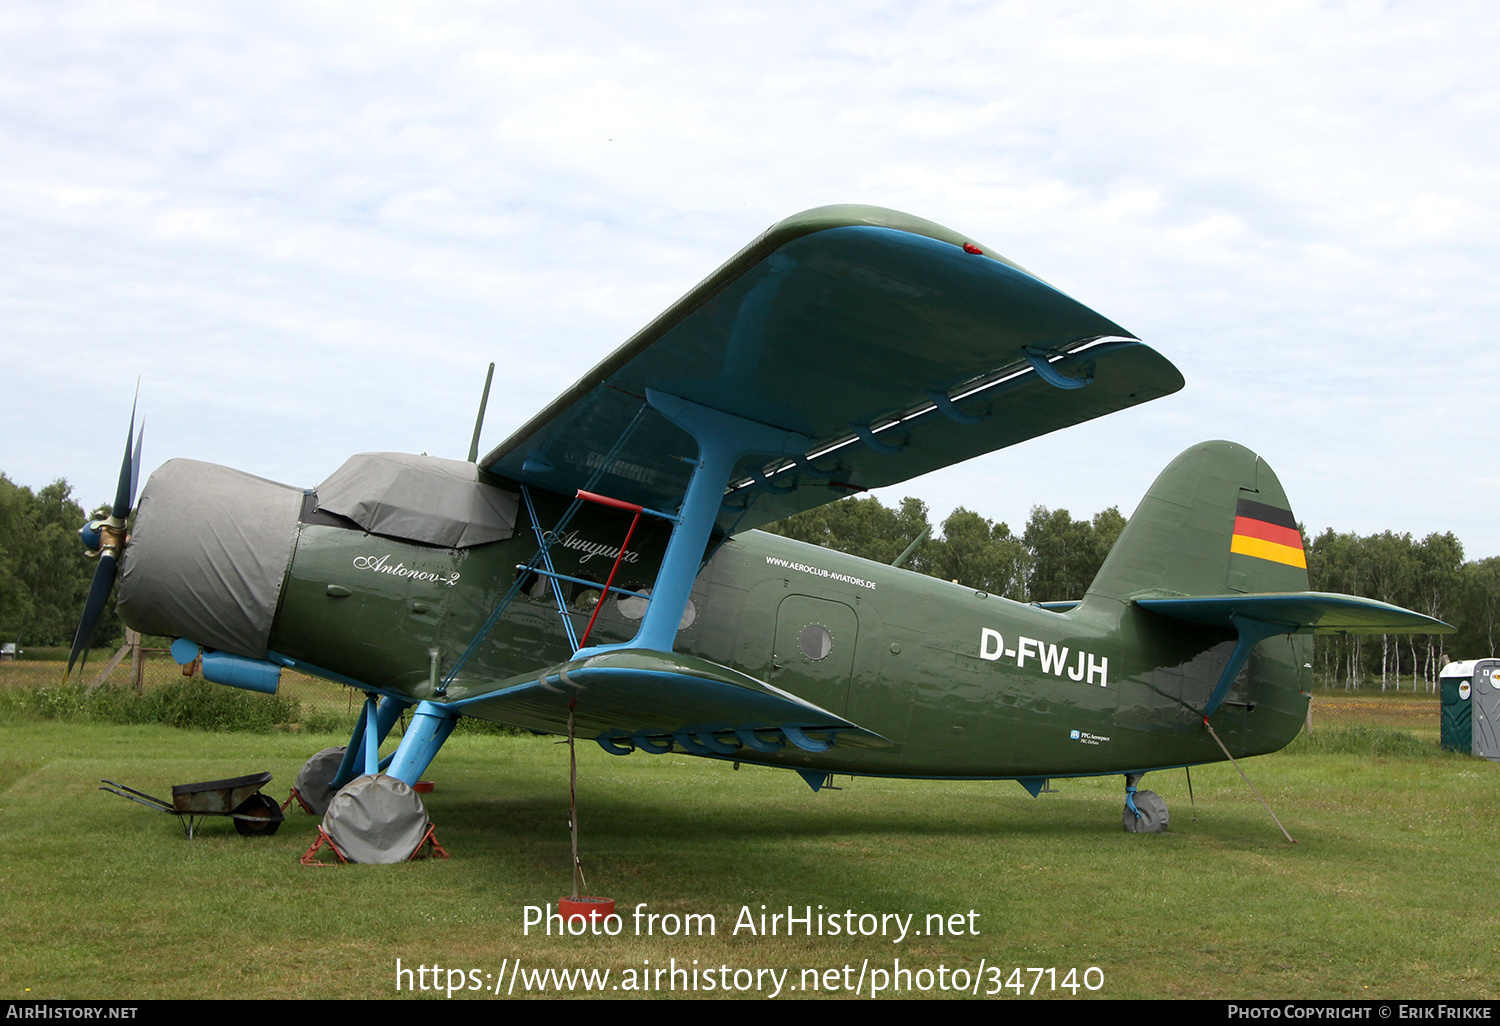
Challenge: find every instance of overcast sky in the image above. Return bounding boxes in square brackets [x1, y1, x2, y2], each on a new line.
[4, 1, 1497, 558]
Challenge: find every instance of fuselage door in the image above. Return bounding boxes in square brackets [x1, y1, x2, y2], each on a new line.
[770, 595, 859, 717]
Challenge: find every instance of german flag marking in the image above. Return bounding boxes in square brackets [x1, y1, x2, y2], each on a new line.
[1232, 515, 1302, 549]
[1231, 497, 1306, 568]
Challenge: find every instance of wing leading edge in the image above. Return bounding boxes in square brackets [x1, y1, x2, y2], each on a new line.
[484, 205, 1184, 535]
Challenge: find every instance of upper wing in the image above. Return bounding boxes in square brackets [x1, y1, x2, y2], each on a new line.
[483, 205, 1184, 534]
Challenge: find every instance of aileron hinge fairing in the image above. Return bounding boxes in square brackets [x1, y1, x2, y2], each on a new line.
[595, 723, 849, 758]
[747, 465, 795, 495]
[850, 422, 905, 455]
[925, 388, 987, 426]
[1023, 346, 1094, 390]
[720, 337, 1143, 506]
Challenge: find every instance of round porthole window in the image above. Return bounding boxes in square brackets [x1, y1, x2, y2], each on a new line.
[799, 624, 833, 661]
[608, 589, 696, 629]
[615, 586, 649, 621]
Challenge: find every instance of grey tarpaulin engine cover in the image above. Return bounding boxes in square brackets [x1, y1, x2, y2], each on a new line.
[316, 452, 518, 548]
[322, 774, 431, 864]
[118, 459, 303, 658]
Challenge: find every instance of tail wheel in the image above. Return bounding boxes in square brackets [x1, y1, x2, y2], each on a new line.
[1123, 789, 1169, 833]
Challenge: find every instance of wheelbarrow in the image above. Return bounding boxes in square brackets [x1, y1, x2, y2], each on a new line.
[100, 772, 284, 838]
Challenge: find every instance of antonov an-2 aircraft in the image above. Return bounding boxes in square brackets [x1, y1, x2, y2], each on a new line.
[72, 205, 1448, 851]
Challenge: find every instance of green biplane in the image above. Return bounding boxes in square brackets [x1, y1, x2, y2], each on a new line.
[73, 205, 1449, 845]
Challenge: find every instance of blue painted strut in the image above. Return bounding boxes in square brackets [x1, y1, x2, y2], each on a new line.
[387, 701, 459, 786]
[332, 694, 413, 790]
[576, 388, 810, 658]
[1202, 615, 1288, 718]
[377, 393, 810, 793]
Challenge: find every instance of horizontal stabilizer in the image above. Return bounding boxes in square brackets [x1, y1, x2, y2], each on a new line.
[1137, 593, 1454, 635]
[448, 648, 888, 756]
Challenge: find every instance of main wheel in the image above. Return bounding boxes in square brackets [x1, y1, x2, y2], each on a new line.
[1122, 789, 1169, 833]
[233, 792, 284, 836]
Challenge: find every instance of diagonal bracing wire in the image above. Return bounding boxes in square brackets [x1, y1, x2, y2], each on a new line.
[439, 404, 652, 691]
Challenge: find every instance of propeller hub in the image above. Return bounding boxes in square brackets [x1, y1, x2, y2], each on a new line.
[80, 518, 127, 558]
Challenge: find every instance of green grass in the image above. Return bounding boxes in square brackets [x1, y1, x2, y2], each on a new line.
[1283, 724, 1434, 757]
[3, 718, 1498, 1000]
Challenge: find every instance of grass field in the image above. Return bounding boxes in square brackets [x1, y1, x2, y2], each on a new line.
[1309, 693, 1441, 742]
[3, 696, 1498, 1001]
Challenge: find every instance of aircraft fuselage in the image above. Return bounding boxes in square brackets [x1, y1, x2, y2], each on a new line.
[265, 484, 1310, 783]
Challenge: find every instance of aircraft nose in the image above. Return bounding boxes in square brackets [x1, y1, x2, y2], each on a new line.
[117, 460, 304, 659]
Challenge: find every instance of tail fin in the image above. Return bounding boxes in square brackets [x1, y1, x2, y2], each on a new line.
[1084, 440, 1450, 718]
[1086, 440, 1308, 603]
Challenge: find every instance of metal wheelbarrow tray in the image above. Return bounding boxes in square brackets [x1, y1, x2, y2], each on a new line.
[100, 771, 284, 838]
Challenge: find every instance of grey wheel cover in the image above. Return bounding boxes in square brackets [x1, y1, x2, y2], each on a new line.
[1123, 789, 1169, 833]
[294, 747, 346, 817]
[323, 774, 430, 864]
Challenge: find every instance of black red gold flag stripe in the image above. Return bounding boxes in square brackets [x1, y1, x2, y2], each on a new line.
[1230, 497, 1306, 568]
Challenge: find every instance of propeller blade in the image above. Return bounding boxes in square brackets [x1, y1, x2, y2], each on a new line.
[111, 395, 139, 521]
[67, 553, 118, 678]
[129, 421, 144, 511]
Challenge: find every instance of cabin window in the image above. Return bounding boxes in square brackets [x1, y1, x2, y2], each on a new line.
[614, 588, 696, 630]
[615, 585, 649, 620]
[799, 624, 833, 661]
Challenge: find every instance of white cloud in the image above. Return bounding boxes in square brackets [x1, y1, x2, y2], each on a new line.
[3, 0, 1498, 557]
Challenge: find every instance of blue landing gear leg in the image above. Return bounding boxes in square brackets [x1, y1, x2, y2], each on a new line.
[1123, 772, 1169, 833]
[386, 701, 460, 786]
[330, 695, 414, 790]
[292, 695, 413, 816]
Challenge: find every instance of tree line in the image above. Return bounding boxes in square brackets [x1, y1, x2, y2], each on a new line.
[764, 495, 1498, 690]
[0, 473, 121, 649]
[761, 494, 1127, 606]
